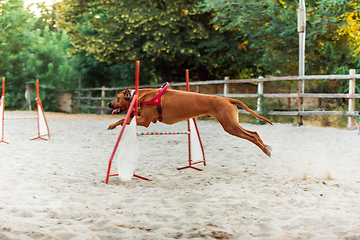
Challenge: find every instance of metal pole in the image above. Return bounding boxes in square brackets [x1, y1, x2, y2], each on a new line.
[298, 0, 306, 126]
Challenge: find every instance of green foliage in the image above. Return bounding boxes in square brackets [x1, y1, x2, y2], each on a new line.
[200, 0, 357, 76]
[0, 0, 78, 111]
[32, 2, 59, 33]
[200, 0, 360, 100]
[57, 0, 251, 82]
[72, 51, 158, 88]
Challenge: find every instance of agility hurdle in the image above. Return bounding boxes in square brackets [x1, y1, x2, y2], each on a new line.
[0, 77, 50, 144]
[105, 62, 206, 184]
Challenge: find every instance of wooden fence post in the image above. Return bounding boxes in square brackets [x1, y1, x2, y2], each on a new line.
[101, 86, 105, 115]
[224, 76, 229, 96]
[196, 85, 200, 93]
[77, 73, 82, 114]
[88, 90, 92, 114]
[257, 77, 264, 113]
[348, 69, 356, 129]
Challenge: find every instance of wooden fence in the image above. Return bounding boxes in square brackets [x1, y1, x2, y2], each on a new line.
[73, 70, 360, 128]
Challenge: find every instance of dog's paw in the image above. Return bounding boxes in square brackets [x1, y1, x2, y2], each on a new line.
[265, 145, 272, 157]
[265, 144, 272, 152]
[108, 124, 117, 130]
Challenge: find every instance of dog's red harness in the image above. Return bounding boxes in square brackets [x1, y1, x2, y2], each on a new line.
[141, 82, 170, 122]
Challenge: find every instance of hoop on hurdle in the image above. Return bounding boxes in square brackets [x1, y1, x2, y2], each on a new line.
[105, 62, 206, 184]
[0, 77, 50, 144]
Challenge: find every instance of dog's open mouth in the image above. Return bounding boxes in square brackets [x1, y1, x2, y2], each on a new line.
[112, 107, 122, 115]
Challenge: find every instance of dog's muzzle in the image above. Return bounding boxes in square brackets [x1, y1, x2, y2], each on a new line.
[108, 102, 122, 115]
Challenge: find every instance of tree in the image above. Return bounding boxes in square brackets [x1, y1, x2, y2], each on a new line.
[0, 0, 78, 110]
[57, 0, 252, 82]
[200, 0, 358, 76]
[72, 50, 138, 88]
[0, 0, 37, 109]
[32, 2, 59, 33]
[0, 0, 34, 75]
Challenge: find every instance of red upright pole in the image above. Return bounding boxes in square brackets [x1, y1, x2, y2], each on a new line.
[1, 77, 9, 144]
[105, 96, 137, 184]
[105, 61, 151, 184]
[135, 61, 139, 123]
[1, 77, 4, 97]
[132, 61, 150, 181]
[186, 70, 192, 168]
[177, 70, 206, 171]
[36, 79, 41, 138]
[31, 79, 50, 141]
[191, 118, 206, 166]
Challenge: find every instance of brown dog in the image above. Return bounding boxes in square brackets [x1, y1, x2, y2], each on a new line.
[108, 87, 273, 157]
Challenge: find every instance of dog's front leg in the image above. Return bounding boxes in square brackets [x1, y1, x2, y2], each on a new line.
[108, 111, 138, 130]
[108, 117, 134, 130]
[108, 119, 124, 130]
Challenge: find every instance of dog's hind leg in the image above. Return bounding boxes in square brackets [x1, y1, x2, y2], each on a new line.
[223, 123, 271, 157]
[214, 105, 272, 157]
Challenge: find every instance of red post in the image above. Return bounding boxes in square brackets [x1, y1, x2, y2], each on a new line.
[177, 70, 206, 171]
[36, 79, 41, 139]
[186, 69, 190, 92]
[186, 70, 192, 168]
[191, 118, 206, 166]
[186, 70, 191, 167]
[106, 61, 152, 184]
[31, 79, 50, 141]
[36, 79, 40, 99]
[2, 77, 4, 97]
[1, 77, 8, 144]
[135, 61, 140, 123]
[105, 95, 137, 184]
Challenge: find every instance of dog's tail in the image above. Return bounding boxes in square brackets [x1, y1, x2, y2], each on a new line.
[229, 98, 273, 125]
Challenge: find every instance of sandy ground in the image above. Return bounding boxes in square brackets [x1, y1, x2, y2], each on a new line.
[0, 111, 360, 239]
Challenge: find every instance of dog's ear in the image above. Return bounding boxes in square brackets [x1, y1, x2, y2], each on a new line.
[124, 88, 132, 100]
